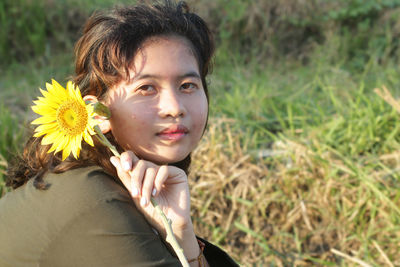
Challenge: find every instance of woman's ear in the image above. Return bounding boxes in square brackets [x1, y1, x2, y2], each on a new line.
[83, 95, 111, 134]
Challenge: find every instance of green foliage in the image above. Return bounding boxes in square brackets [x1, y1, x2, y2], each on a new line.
[0, 104, 26, 196]
[3, 0, 400, 67]
[317, 90, 400, 157]
[1, 0, 54, 64]
[0, 105, 25, 162]
[0, 0, 135, 65]
[192, 0, 400, 70]
[327, 0, 400, 21]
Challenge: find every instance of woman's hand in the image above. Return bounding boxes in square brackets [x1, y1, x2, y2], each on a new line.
[110, 151, 209, 266]
[110, 151, 192, 237]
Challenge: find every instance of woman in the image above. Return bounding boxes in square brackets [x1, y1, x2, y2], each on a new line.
[0, 1, 238, 266]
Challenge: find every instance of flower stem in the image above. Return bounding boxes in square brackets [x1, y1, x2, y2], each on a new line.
[94, 125, 120, 157]
[93, 125, 189, 267]
[150, 198, 189, 267]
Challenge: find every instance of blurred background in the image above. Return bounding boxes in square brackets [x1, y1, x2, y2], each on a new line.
[1, 0, 400, 265]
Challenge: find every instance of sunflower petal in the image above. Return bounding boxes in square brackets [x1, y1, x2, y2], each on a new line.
[33, 123, 59, 135]
[62, 141, 72, 161]
[71, 136, 80, 159]
[47, 137, 60, 153]
[41, 131, 61, 146]
[32, 105, 57, 116]
[45, 82, 53, 92]
[31, 115, 57, 125]
[54, 135, 69, 153]
[83, 131, 94, 146]
[47, 132, 66, 153]
[51, 79, 64, 92]
[74, 137, 81, 159]
[33, 100, 60, 110]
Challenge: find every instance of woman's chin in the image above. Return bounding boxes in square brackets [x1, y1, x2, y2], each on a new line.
[139, 151, 189, 165]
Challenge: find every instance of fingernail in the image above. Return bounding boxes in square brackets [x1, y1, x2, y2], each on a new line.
[122, 161, 131, 171]
[140, 196, 147, 206]
[131, 187, 139, 197]
[110, 157, 118, 167]
[152, 188, 157, 197]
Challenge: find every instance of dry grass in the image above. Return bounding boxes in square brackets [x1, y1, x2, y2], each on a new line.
[190, 117, 400, 266]
[0, 154, 7, 196]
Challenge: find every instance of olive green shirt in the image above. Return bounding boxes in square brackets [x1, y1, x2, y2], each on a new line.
[0, 167, 180, 266]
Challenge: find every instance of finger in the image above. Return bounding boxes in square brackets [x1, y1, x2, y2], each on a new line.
[130, 160, 146, 197]
[110, 156, 131, 192]
[120, 151, 139, 171]
[140, 167, 157, 207]
[153, 165, 169, 197]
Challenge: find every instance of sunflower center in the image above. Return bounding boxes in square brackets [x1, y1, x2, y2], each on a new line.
[56, 100, 88, 136]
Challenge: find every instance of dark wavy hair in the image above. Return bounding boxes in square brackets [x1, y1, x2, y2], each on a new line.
[6, 0, 214, 190]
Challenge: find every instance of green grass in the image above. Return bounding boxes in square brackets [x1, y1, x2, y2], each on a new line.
[211, 46, 400, 153]
[192, 43, 400, 264]
[0, 104, 26, 196]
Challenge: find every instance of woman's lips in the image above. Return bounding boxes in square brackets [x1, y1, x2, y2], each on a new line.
[156, 125, 188, 141]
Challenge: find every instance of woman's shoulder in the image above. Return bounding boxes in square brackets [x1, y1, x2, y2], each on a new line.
[43, 166, 130, 204]
[0, 166, 132, 234]
[0, 166, 178, 266]
[0, 166, 130, 211]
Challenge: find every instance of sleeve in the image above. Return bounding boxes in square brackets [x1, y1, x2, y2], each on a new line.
[197, 236, 239, 267]
[40, 196, 181, 267]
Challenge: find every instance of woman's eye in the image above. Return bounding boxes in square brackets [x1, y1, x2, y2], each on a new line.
[180, 83, 197, 92]
[137, 85, 156, 95]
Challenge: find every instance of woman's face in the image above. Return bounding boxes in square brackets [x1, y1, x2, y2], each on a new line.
[104, 36, 208, 164]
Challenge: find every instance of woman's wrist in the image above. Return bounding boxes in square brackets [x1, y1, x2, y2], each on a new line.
[172, 223, 200, 261]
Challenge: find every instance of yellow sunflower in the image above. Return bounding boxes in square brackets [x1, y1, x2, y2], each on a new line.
[31, 79, 97, 160]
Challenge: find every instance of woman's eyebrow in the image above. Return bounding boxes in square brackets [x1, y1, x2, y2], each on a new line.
[178, 71, 201, 80]
[133, 71, 201, 81]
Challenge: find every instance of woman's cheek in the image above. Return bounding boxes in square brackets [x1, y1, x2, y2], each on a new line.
[199, 100, 209, 126]
[194, 109, 208, 138]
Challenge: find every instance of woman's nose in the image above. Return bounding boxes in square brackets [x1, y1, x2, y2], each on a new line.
[158, 88, 186, 118]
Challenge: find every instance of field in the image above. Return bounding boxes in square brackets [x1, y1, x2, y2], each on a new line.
[1, 0, 400, 265]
